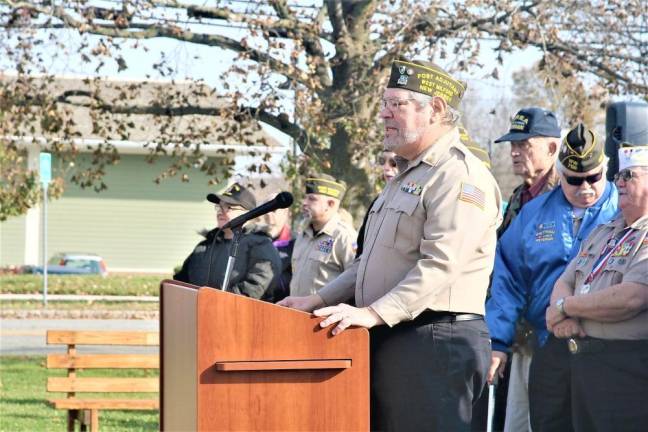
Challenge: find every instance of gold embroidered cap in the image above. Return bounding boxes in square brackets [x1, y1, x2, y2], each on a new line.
[458, 126, 491, 170]
[304, 174, 347, 200]
[559, 123, 604, 172]
[387, 58, 466, 109]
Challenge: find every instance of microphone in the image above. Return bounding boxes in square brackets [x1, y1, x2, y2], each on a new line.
[221, 191, 293, 230]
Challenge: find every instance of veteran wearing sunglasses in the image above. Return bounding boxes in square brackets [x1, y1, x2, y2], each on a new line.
[486, 124, 619, 431]
[281, 58, 502, 431]
[174, 183, 282, 299]
[545, 145, 648, 431]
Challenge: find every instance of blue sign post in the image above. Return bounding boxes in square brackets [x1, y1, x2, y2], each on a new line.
[40, 153, 51, 306]
[39, 153, 52, 185]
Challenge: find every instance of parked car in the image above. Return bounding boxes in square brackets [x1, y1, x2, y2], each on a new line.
[26, 253, 108, 277]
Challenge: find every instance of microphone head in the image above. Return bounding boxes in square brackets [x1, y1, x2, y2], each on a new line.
[275, 192, 294, 208]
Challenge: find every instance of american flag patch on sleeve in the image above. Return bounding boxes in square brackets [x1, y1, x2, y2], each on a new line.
[458, 183, 485, 210]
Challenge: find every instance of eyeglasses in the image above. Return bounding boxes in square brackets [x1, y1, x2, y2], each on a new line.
[380, 97, 417, 112]
[217, 204, 245, 213]
[562, 170, 603, 186]
[378, 155, 398, 168]
[614, 169, 648, 183]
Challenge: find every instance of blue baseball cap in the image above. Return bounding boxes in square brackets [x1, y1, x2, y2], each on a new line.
[494, 107, 561, 143]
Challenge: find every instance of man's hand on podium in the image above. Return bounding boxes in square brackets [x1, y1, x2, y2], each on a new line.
[314, 304, 385, 336]
[277, 294, 325, 312]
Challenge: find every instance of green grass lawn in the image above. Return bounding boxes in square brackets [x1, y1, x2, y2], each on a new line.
[0, 274, 169, 296]
[0, 356, 159, 431]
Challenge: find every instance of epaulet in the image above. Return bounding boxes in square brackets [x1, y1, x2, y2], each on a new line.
[336, 219, 355, 234]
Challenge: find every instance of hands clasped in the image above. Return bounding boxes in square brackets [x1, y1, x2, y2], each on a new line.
[545, 304, 586, 338]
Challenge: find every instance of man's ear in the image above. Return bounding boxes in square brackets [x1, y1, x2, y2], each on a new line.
[430, 96, 447, 123]
[548, 140, 558, 156]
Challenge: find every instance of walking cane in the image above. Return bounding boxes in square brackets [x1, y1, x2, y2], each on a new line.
[487, 375, 499, 432]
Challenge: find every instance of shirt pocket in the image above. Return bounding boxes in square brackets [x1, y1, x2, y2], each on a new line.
[601, 256, 631, 277]
[573, 253, 593, 286]
[309, 249, 332, 263]
[380, 194, 421, 251]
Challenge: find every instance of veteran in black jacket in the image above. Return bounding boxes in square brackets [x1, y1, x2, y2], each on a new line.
[174, 183, 282, 299]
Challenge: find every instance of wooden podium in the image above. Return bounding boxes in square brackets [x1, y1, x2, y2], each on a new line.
[160, 280, 369, 431]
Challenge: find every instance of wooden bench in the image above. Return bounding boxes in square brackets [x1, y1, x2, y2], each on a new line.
[46, 330, 159, 432]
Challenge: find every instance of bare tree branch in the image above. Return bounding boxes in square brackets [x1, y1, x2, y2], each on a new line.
[0, 0, 320, 91]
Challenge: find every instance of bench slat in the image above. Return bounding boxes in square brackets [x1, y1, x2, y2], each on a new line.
[47, 354, 159, 369]
[48, 377, 159, 393]
[48, 398, 159, 410]
[47, 331, 159, 346]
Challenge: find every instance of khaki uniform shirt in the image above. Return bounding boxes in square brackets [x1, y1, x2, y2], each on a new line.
[559, 214, 648, 340]
[290, 213, 357, 297]
[319, 128, 502, 326]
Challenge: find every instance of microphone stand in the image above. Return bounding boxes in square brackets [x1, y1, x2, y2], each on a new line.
[221, 226, 243, 292]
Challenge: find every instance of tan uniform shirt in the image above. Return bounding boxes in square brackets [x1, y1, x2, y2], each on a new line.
[290, 213, 357, 297]
[559, 214, 648, 339]
[319, 128, 502, 326]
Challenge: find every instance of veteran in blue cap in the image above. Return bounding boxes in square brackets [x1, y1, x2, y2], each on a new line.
[280, 57, 503, 431]
[476, 107, 563, 431]
[495, 107, 562, 236]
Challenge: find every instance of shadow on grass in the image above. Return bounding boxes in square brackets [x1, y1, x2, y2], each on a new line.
[109, 416, 159, 429]
[4, 412, 59, 420]
[1, 397, 46, 405]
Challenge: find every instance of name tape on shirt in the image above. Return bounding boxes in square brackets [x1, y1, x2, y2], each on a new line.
[458, 183, 485, 210]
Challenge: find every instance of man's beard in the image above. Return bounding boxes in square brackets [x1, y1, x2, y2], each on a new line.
[384, 127, 424, 152]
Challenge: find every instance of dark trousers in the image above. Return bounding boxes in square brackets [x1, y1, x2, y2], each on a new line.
[370, 318, 491, 432]
[471, 356, 510, 431]
[570, 338, 648, 432]
[528, 335, 573, 432]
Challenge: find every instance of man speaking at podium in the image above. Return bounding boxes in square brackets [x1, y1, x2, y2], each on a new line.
[279, 58, 502, 431]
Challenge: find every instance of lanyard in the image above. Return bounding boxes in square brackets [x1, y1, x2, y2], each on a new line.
[584, 228, 634, 285]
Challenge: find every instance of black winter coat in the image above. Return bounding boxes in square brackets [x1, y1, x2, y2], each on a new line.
[173, 227, 282, 299]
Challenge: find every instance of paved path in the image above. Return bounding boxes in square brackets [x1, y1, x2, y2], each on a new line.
[0, 294, 158, 302]
[0, 319, 159, 355]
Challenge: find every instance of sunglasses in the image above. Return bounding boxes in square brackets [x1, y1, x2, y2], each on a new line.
[614, 169, 648, 183]
[378, 155, 398, 168]
[217, 204, 245, 213]
[562, 170, 603, 186]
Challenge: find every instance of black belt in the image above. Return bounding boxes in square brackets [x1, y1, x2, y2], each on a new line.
[567, 337, 648, 355]
[414, 310, 483, 325]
